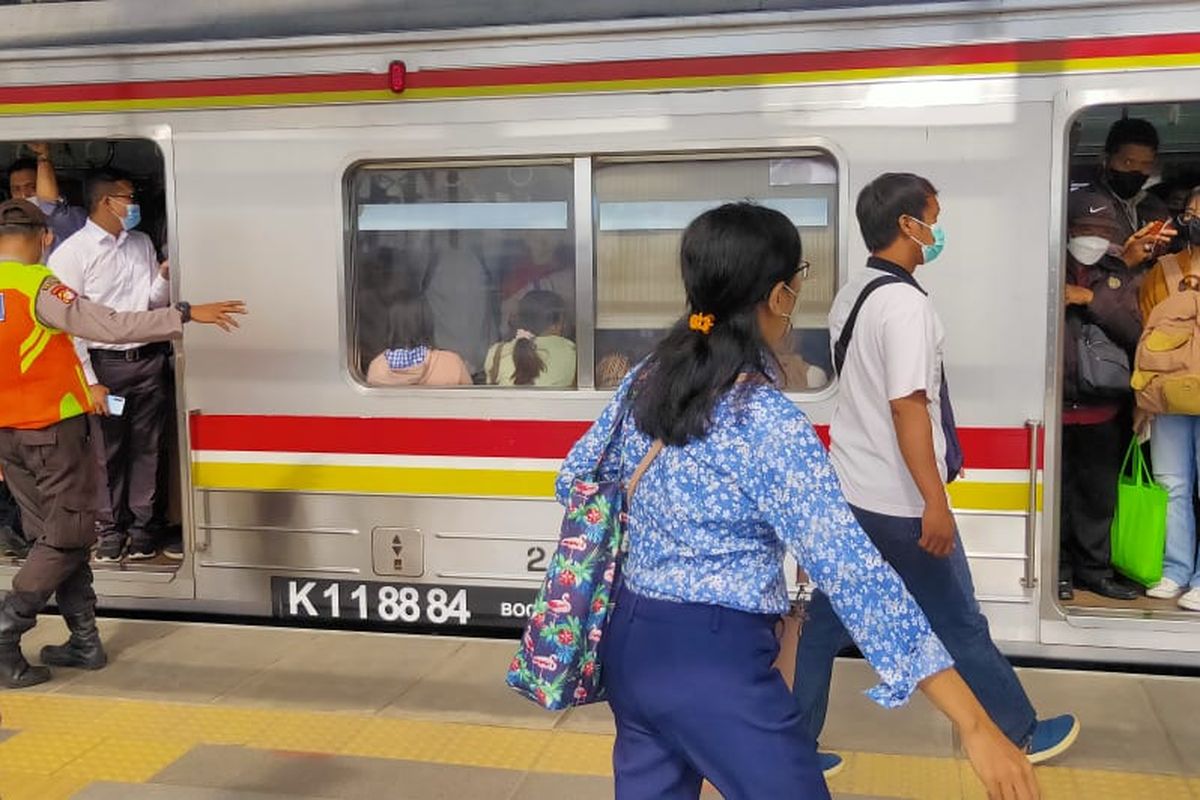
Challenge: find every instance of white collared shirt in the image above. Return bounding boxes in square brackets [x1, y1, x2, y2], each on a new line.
[47, 218, 169, 384]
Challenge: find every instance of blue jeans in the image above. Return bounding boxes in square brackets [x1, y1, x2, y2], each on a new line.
[605, 586, 829, 800]
[1150, 415, 1200, 588]
[792, 504, 1038, 747]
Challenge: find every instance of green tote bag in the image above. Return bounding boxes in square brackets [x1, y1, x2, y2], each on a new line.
[1110, 438, 1168, 587]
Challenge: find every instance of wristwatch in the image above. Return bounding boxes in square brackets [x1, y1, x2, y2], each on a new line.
[175, 301, 191, 323]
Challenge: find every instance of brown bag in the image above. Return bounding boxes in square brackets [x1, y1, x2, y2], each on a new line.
[1134, 254, 1200, 415]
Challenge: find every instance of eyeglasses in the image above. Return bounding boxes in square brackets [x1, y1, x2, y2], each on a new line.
[797, 260, 811, 280]
[108, 193, 136, 202]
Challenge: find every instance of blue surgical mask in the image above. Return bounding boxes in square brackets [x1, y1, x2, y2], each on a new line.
[121, 203, 141, 231]
[909, 217, 946, 263]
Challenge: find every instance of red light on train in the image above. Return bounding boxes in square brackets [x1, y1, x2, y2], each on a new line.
[389, 61, 407, 93]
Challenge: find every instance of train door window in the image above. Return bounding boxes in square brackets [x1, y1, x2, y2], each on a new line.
[591, 153, 838, 391]
[1059, 103, 1200, 612]
[0, 138, 179, 571]
[346, 162, 577, 387]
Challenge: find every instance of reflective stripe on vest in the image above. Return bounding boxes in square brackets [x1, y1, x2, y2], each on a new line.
[0, 261, 93, 430]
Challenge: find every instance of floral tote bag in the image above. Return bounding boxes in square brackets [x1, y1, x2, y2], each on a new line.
[506, 408, 661, 710]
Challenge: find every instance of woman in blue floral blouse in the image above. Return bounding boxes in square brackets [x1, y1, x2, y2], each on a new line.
[557, 203, 1038, 800]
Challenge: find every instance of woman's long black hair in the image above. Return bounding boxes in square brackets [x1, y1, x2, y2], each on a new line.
[633, 202, 801, 446]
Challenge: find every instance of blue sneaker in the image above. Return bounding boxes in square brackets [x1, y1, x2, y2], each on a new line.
[1026, 714, 1080, 764]
[818, 751, 844, 778]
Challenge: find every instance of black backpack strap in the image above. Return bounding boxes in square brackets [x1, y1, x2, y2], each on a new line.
[833, 275, 907, 376]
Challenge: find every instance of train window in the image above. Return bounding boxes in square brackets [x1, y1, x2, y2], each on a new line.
[347, 162, 577, 387]
[592, 154, 838, 391]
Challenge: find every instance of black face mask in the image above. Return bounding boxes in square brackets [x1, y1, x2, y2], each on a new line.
[1106, 168, 1150, 200]
[1183, 217, 1200, 246]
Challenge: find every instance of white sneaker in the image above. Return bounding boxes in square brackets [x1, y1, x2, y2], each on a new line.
[1147, 578, 1183, 599]
[1178, 588, 1200, 612]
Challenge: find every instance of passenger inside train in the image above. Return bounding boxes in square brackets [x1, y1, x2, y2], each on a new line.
[485, 289, 576, 387]
[366, 291, 473, 387]
[1064, 106, 1200, 612]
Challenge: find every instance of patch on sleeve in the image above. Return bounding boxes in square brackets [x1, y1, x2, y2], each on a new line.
[48, 282, 77, 304]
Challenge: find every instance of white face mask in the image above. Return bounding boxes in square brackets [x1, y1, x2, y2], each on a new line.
[1068, 235, 1109, 266]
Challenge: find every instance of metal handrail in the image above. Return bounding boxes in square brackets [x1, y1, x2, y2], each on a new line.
[1021, 419, 1042, 589]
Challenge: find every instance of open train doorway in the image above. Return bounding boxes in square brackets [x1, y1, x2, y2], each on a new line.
[0, 137, 186, 582]
[1058, 102, 1200, 618]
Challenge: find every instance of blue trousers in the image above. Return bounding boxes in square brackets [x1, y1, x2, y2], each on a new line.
[792, 505, 1037, 747]
[604, 586, 830, 800]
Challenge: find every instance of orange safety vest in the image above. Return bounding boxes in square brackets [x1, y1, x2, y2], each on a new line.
[0, 261, 93, 430]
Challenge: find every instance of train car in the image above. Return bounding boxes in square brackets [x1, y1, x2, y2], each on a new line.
[0, 0, 1198, 666]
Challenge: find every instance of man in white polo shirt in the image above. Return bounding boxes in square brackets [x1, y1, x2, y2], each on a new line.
[792, 173, 1078, 773]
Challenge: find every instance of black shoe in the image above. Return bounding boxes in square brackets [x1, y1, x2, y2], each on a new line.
[0, 524, 29, 558]
[1076, 575, 1139, 601]
[1058, 579, 1075, 601]
[0, 643, 50, 688]
[40, 610, 107, 670]
[0, 596, 50, 688]
[94, 535, 125, 563]
[126, 538, 158, 561]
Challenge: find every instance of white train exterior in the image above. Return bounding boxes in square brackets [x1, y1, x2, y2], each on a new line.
[0, 0, 1197, 666]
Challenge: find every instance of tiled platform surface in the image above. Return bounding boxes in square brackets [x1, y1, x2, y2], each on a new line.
[0, 617, 1196, 799]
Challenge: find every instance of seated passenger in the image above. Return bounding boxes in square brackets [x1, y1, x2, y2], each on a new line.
[596, 352, 632, 389]
[1138, 187, 1200, 611]
[486, 290, 575, 387]
[366, 293, 472, 387]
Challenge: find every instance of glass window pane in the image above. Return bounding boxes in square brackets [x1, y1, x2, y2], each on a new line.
[593, 155, 838, 392]
[347, 163, 576, 387]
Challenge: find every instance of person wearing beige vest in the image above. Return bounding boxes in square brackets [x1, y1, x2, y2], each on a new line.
[1136, 187, 1200, 611]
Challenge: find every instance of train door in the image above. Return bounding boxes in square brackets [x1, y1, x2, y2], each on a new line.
[1042, 94, 1200, 662]
[0, 131, 196, 610]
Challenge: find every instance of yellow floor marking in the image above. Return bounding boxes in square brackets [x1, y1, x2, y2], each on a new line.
[0, 691, 1197, 800]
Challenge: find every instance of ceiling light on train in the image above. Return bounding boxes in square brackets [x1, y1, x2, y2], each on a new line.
[389, 61, 407, 94]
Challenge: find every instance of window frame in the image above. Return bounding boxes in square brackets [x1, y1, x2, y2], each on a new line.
[341, 144, 847, 401]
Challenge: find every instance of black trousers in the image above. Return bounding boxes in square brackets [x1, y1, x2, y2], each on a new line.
[0, 479, 21, 535]
[91, 350, 168, 545]
[0, 416, 99, 620]
[1060, 417, 1123, 583]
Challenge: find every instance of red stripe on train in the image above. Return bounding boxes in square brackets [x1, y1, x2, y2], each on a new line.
[189, 415, 1041, 470]
[0, 31, 1197, 105]
[410, 32, 1200, 89]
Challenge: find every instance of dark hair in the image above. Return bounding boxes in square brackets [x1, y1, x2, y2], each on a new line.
[855, 172, 938, 252]
[1105, 117, 1159, 155]
[85, 168, 132, 213]
[7, 157, 36, 185]
[386, 292, 435, 350]
[632, 202, 801, 446]
[506, 289, 565, 385]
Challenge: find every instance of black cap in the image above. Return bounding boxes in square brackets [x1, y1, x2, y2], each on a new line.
[1067, 185, 1120, 240]
[0, 199, 47, 229]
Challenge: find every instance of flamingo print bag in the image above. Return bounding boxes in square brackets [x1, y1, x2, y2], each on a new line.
[506, 414, 662, 711]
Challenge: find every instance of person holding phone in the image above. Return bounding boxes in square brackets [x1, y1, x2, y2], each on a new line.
[0, 199, 245, 688]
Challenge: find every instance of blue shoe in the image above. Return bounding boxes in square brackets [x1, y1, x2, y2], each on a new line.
[1026, 714, 1080, 764]
[818, 751, 844, 778]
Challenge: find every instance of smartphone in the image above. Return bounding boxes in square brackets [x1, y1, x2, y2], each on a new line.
[105, 394, 126, 416]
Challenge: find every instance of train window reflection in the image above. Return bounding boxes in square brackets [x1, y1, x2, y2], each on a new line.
[592, 154, 838, 392]
[347, 162, 576, 387]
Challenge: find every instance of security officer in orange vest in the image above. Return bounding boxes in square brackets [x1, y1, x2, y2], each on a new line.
[0, 200, 246, 688]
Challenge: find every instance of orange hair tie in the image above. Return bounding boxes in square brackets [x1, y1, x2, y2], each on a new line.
[688, 313, 715, 335]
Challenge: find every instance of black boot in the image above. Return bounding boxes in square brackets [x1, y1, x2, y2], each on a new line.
[40, 609, 107, 670]
[0, 595, 50, 688]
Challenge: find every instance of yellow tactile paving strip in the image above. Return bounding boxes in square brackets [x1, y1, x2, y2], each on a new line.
[0, 692, 1197, 800]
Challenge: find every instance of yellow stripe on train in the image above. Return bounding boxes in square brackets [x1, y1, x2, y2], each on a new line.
[192, 461, 1043, 512]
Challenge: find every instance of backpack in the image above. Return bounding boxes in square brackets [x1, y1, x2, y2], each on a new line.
[1132, 253, 1200, 415]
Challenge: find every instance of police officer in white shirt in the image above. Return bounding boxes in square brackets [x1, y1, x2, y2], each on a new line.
[48, 169, 171, 563]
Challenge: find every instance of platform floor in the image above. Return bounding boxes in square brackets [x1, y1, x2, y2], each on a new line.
[0, 617, 1197, 799]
